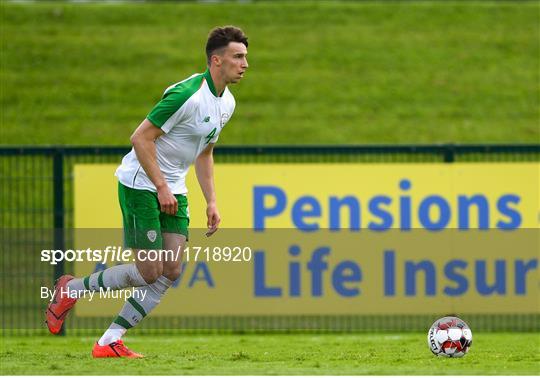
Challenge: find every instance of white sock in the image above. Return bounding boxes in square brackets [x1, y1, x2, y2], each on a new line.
[98, 325, 126, 346]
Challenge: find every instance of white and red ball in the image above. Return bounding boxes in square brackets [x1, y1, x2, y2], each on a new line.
[427, 316, 472, 357]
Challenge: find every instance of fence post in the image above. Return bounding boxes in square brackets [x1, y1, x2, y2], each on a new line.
[443, 144, 455, 163]
[52, 149, 66, 335]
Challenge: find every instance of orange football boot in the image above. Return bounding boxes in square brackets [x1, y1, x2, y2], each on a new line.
[45, 275, 77, 334]
[92, 340, 144, 358]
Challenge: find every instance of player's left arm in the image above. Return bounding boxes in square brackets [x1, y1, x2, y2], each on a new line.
[195, 143, 220, 236]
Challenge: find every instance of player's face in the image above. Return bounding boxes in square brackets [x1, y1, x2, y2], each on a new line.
[219, 42, 248, 84]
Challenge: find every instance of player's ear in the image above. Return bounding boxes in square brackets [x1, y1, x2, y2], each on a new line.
[211, 54, 222, 67]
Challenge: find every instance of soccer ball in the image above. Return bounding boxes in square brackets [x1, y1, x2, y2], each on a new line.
[427, 316, 472, 357]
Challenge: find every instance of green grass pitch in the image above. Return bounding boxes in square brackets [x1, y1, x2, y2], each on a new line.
[1, 333, 538, 375]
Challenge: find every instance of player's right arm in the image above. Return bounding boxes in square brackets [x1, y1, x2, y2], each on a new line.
[130, 119, 178, 215]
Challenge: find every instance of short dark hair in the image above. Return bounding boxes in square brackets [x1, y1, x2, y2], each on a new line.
[206, 26, 248, 65]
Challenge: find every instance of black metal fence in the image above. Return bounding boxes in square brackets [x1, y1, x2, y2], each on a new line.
[1, 144, 539, 335]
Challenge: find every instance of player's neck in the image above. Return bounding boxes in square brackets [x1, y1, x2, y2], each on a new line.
[208, 66, 226, 97]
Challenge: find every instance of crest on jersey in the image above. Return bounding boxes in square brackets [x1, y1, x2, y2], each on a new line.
[147, 230, 157, 243]
[220, 113, 230, 128]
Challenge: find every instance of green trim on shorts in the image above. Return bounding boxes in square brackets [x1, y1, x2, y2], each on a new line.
[118, 182, 190, 250]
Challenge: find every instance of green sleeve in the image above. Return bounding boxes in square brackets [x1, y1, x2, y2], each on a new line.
[147, 74, 203, 128]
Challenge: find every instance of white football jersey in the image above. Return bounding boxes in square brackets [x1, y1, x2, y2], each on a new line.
[116, 69, 235, 194]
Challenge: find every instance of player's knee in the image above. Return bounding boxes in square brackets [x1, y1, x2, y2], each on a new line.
[139, 265, 163, 284]
[162, 265, 181, 282]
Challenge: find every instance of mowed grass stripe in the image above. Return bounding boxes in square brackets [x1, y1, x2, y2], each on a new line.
[1, 1, 538, 145]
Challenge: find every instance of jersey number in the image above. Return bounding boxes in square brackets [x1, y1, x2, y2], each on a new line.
[205, 127, 217, 144]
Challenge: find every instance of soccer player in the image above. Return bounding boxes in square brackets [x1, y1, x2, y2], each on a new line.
[46, 26, 249, 358]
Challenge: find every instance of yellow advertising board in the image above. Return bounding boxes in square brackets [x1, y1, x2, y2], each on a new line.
[73, 163, 539, 316]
